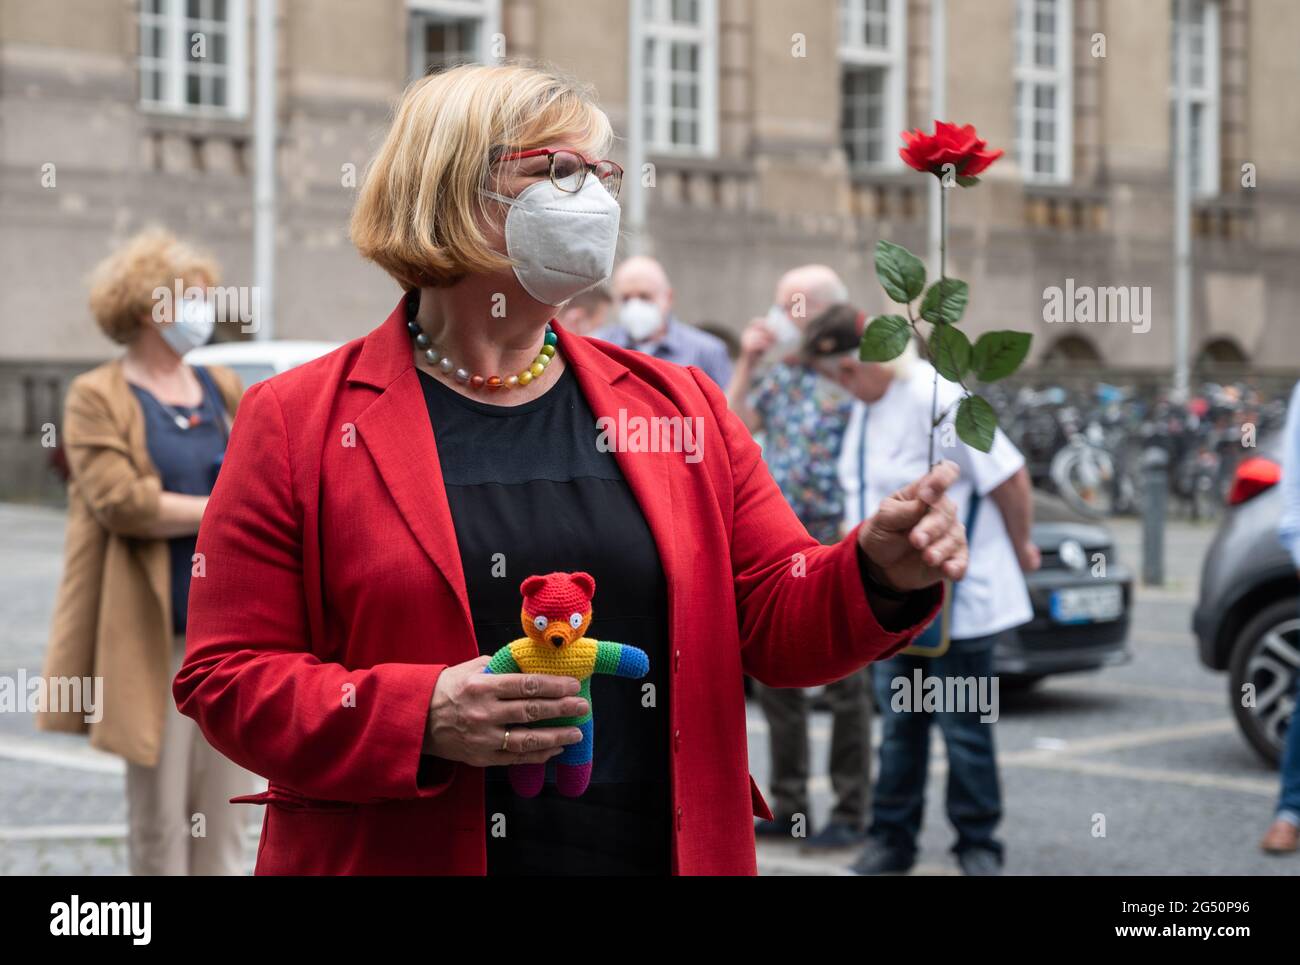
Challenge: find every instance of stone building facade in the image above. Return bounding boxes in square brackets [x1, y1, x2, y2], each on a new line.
[1, 0, 1298, 499]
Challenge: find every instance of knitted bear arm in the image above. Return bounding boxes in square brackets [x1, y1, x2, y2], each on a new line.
[485, 644, 523, 675]
[594, 641, 650, 679]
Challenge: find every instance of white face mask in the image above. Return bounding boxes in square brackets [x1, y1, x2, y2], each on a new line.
[618, 297, 664, 342]
[481, 176, 621, 306]
[161, 297, 215, 356]
[764, 304, 802, 349]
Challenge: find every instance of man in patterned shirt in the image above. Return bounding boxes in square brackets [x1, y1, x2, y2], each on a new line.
[727, 264, 870, 850]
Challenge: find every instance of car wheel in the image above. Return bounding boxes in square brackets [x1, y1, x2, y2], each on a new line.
[1227, 598, 1299, 766]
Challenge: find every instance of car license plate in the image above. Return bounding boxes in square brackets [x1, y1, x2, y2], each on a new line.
[1050, 585, 1122, 624]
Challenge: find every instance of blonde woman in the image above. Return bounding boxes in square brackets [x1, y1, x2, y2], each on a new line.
[38, 228, 251, 875]
[175, 64, 968, 876]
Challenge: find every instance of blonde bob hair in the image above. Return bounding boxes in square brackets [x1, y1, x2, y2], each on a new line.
[87, 227, 219, 345]
[350, 63, 614, 291]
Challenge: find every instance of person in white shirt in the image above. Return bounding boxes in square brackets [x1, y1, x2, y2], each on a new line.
[801, 304, 1038, 876]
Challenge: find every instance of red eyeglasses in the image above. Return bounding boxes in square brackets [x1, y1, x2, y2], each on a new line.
[496, 148, 623, 200]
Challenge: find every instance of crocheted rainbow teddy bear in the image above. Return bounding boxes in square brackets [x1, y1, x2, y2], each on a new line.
[484, 571, 649, 798]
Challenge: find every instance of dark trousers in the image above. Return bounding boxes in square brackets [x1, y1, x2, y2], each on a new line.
[755, 670, 872, 827]
[867, 633, 1004, 861]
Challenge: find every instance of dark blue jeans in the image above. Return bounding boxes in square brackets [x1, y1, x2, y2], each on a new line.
[868, 633, 1004, 861]
[1278, 673, 1300, 826]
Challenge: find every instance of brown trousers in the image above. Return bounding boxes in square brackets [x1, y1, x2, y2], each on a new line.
[123, 635, 254, 875]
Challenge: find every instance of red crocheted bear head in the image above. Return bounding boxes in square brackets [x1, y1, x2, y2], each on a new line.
[519, 571, 595, 649]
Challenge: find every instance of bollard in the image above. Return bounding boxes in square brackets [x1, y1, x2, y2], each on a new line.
[1142, 445, 1168, 587]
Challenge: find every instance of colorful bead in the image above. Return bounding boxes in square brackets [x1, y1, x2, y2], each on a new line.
[408, 319, 557, 391]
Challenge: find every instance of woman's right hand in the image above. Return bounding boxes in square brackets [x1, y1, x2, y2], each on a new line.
[422, 656, 589, 766]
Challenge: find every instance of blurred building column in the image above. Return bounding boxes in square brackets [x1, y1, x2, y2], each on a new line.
[253, 0, 277, 341]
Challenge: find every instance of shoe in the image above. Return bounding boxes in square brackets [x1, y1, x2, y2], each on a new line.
[754, 814, 802, 839]
[848, 837, 915, 875]
[957, 848, 1002, 876]
[803, 822, 866, 851]
[1260, 818, 1299, 854]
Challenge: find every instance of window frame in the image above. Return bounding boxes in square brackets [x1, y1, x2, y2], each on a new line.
[138, 0, 249, 119]
[1170, 0, 1220, 198]
[407, 0, 503, 79]
[641, 0, 719, 158]
[838, 0, 908, 172]
[1013, 0, 1073, 185]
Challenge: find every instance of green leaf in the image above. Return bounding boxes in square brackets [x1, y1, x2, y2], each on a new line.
[874, 240, 926, 304]
[971, 330, 1032, 382]
[955, 394, 997, 453]
[920, 278, 970, 325]
[956, 175, 981, 187]
[858, 315, 911, 362]
[928, 324, 971, 381]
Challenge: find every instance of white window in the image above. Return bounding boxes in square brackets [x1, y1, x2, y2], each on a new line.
[1170, 0, 1219, 198]
[1013, 0, 1072, 183]
[839, 0, 907, 170]
[139, 0, 247, 117]
[409, 0, 502, 78]
[642, 0, 718, 156]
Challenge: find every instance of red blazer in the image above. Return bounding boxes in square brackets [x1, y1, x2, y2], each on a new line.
[174, 298, 936, 875]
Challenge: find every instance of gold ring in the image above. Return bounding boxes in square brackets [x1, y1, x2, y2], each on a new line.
[501, 729, 511, 752]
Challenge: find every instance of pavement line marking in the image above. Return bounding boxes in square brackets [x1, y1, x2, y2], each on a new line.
[755, 846, 957, 877]
[1006, 756, 1277, 795]
[1041, 679, 1222, 704]
[1128, 628, 1197, 646]
[0, 824, 126, 841]
[0, 734, 125, 775]
[1003, 716, 1235, 758]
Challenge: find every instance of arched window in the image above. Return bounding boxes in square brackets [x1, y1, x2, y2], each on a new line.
[1040, 333, 1102, 365]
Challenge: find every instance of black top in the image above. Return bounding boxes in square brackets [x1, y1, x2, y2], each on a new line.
[418, 364, 672, 875]
[129, 366, 228, 635]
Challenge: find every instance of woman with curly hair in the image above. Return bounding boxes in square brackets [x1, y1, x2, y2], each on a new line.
[38, 227, 252, 875]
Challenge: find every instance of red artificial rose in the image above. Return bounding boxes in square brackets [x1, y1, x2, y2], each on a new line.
[899, 121, 1004, 179]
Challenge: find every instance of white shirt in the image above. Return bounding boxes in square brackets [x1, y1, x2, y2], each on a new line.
[838, 360, 1033, 639]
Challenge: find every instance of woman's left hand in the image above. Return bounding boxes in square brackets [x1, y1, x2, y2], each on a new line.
[857, 460, 969, 591]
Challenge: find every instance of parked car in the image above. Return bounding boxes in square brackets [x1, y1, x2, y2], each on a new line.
[186, 339, 341, 386]
[1193, 438, 1297, 764]
[997, 490, 1133, 688]
[794, 491, 1132, 706]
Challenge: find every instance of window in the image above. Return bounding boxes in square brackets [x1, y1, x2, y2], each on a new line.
[408, 0, 502, 78]
[1170, 0, 1219, 198]
[642, 0, 718, 156]
[139, 0, 247, 117]
[839, 0, 907, 170]
[1013, 0, 1072, 183]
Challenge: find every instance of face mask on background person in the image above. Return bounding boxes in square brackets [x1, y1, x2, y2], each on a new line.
[481, 175, 622, 306]
[160, 297, 216, 357]
[764, 304, 802, 350]
[618, 297, 664, 342]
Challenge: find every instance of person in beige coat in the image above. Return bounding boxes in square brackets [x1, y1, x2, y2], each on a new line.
[37, 228, 252, 875]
